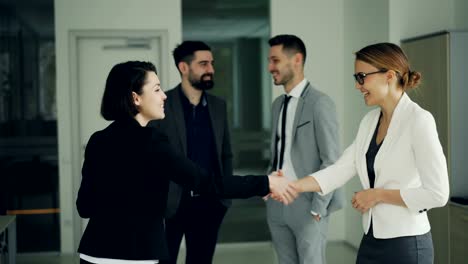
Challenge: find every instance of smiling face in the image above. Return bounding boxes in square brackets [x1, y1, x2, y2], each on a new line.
[186, 50, 215, 90]
[133, 71, 167, 124]
[354, 60, 391, 106]
[268, 45, 295, 87]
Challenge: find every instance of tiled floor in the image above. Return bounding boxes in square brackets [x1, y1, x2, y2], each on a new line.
[16, 241, 357, 264]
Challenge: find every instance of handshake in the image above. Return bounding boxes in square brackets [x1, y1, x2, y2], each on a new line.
[266, 170, 303, 205]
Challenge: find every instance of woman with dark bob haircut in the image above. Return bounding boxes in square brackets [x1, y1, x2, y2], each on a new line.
[76, 61, 296, 264]
[283, 43, 449, 264]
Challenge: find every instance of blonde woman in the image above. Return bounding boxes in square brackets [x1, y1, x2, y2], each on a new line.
[286, 43, 449, 264]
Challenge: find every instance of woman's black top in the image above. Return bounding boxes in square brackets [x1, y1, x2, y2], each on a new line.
[366, 115, 383, 188]
[76, 118, 269, 260]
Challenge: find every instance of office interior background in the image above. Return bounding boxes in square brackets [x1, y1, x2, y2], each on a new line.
[0, 0, 467, 263]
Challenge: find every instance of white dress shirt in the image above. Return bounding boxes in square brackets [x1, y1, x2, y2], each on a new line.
[80, 254, 158, 264]
[276, 78, 307, 181]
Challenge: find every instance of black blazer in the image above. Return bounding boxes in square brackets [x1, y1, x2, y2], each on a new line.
[151, 85, 233, 217]
[76, 118, 268, 260]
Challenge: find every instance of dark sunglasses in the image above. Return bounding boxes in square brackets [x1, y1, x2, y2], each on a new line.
[353, 69, 387, 85]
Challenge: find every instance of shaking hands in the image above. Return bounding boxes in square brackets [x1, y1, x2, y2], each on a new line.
[266, 170, 299, 205]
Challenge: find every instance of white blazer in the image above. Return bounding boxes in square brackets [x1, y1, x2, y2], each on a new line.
[313, 93, 449, 239]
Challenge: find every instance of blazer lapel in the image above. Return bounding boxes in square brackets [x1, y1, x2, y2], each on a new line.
[170, 86, 188, 155]
[374, 93, 412, 173]
[291, 82, 310, 139]
[359, 110, 381, 189]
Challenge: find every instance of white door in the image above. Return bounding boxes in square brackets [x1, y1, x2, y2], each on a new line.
[76, 35, 162, 230]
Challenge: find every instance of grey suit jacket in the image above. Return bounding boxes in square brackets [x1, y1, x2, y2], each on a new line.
[151, 85, 233, 218]
[268, 83, 344, 216]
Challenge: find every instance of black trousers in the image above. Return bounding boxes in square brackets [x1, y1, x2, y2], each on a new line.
[356, 226, 434, 264]
[80, 259, 93, 264]
[162, 194, 228, 264]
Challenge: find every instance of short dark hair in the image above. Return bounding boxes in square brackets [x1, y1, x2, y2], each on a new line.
[172, 41, 211, 70]
[100, 61, 157, 121]
[268, 34, 307, 64]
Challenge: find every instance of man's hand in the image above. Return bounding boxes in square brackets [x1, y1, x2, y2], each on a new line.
[268, 170, 298, 205]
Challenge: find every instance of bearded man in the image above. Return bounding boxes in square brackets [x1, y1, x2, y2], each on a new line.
[150, 41, 233, 264]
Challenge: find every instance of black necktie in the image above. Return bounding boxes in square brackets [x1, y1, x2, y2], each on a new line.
[278, 95, 292, 170]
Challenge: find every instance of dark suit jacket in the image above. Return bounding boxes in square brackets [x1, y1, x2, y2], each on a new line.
[76, 118, 268, 260]
[151, 85, 233, 218]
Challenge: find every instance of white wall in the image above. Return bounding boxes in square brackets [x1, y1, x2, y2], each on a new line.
[389, 0, 453, 43]
[55, 0, 182, 253]
[270, 0, 346, 241]
[454, 0, 468, 30]
[388, 0, 468, 44]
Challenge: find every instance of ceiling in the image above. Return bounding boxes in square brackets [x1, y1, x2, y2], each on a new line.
[183, 0, 269, 40]
[0, 0, 269, 40]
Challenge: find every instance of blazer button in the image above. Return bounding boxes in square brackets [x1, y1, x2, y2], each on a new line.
[423, 209, 427, 211]
[419, 210, 423, 213]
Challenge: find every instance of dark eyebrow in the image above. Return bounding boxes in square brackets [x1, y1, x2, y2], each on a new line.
[198, 60, 214, 64]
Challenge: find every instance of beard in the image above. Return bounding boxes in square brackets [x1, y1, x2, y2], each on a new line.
[272, 66, 294, 86]
[190, 73, 214, 91]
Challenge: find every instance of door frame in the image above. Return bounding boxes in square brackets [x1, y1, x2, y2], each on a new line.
[66, 29, 169, 251]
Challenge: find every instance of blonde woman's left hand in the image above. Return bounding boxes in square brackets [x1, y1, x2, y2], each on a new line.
[351, 189, 381, 213]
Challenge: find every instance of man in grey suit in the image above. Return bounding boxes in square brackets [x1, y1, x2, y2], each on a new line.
[154, 41, 233, 264]
[266, 34, 344, 264]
